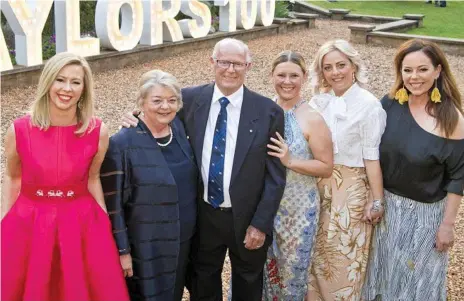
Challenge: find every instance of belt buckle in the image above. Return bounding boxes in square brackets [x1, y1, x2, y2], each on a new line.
[35, 189, 75, 198]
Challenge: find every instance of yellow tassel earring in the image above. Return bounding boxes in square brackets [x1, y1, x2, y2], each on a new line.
[431, 79, 441, 103]
[395, 85, 409, 105]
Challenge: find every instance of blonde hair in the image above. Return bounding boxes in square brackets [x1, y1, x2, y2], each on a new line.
[310, 39, 367, 94]
[271, 50, 307, 74]
[30, 52, 95, 135]
[136, 70, 183, 111]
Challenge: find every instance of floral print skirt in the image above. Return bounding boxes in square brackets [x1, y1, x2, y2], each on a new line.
[308, 165, 372, 301]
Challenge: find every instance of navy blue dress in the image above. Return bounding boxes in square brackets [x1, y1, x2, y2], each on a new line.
[101, 117, 198, 301]
[158, 131, 197, 300]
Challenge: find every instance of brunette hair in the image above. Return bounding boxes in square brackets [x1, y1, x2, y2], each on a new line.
[389, 39, 463, 137]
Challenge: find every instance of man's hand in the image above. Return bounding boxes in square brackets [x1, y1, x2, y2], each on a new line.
[120, 110, 140, 129]
[243, 225, 266, 250]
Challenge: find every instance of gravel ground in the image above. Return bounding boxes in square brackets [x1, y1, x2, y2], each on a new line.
[1, 19, 463, 300]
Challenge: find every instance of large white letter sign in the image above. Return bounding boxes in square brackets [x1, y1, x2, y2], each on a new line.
[237, 0, 257, 30]
[178, 0, 211, 39]
[0, 29, 13, 71]
[0, 0, 53, 66]
[140, 0, 183, 46]
[95, 0, 143, 51]
[256, 0, 275, 26]
[215, 0, 236, 32]
[54, 0, 100, 57]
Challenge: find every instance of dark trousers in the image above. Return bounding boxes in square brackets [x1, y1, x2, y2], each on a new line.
[190, 201, 268, 301]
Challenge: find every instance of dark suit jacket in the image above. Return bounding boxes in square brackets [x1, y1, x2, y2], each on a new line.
[101, 117, 197, 301]
[179, 83, 286, 249]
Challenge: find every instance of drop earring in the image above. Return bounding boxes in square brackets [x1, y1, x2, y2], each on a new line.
[395, 84, 409, 105]
[322, 78, 328, 87]
[77, 98, 83, 109]
[430, 78, 441, 103]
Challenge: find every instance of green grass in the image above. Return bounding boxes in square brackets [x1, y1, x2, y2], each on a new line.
[307, 1, 464, 39]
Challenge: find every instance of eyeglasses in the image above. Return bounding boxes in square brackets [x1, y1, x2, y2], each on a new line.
[214, 59, 248, 71]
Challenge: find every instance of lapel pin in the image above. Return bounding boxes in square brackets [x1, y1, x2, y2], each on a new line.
[250, 129, 253, 133]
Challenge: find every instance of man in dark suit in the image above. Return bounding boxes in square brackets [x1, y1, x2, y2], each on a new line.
[122, 38, 285, 300]
[182, 38, 285, 301]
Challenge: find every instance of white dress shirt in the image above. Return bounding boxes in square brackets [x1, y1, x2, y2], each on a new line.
[310, 83, 387, 167]
[201, 85, 244, 207]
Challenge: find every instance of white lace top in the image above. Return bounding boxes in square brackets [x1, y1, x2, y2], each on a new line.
[309, 83, 387, 167]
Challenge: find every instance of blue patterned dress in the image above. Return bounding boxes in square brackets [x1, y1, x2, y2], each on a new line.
[263, 100, 321, 300]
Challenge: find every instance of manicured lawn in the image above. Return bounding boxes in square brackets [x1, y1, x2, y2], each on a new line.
[307, 1, 464, 39]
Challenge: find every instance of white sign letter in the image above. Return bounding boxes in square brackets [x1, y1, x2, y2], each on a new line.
[0, 29, 13, 71]
[95, 0, 144, 51]
[178, 0, 211, 39]
[140, 0, 183, 46]
[55, 0, 100, 57]
[0, 0, 53, 66]
[215, 0, 237, 32]
[256, 0, 275, 26]
[237, 0, 257, 30]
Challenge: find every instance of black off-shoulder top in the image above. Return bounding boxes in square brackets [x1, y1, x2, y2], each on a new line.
[379, 95, 464, 203]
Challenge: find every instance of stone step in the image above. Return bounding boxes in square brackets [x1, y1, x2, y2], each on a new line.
[373, 19, 418, 32]
[344, 14, 402, 23]
[293, 1, 331, 17]
[289, 12, 319, 20]
[273, 18, 291, 24]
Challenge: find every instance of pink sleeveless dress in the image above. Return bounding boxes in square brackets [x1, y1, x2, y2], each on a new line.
[1, 115, 129, 301]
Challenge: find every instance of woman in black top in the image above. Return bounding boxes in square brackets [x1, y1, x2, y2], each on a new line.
[363, 40, 464, 301]
[101, 70, 198, 301]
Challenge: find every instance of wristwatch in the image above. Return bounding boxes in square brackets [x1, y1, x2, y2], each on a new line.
[371, 199, 384, 212]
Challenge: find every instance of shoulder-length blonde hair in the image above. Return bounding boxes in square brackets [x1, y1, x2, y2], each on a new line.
[30, 52, 95, 135]
[310, 39, 368, 95]
[388, 39, 462, 138]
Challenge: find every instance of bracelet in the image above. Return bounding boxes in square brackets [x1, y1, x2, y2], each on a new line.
[371, 199, 384, 212]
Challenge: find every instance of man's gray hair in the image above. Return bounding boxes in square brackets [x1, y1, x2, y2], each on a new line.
[211, 38, 252, 63]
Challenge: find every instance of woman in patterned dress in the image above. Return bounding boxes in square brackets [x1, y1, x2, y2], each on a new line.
[263, 51, 333, 300]
[307, 40, 386, 301]
[363, 39, 464, 301]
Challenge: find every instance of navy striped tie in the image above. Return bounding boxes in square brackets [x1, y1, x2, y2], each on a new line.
[207, 97, 229, 207]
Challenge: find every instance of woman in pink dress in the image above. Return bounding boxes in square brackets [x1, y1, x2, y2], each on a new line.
[1, 52, 129, 301]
